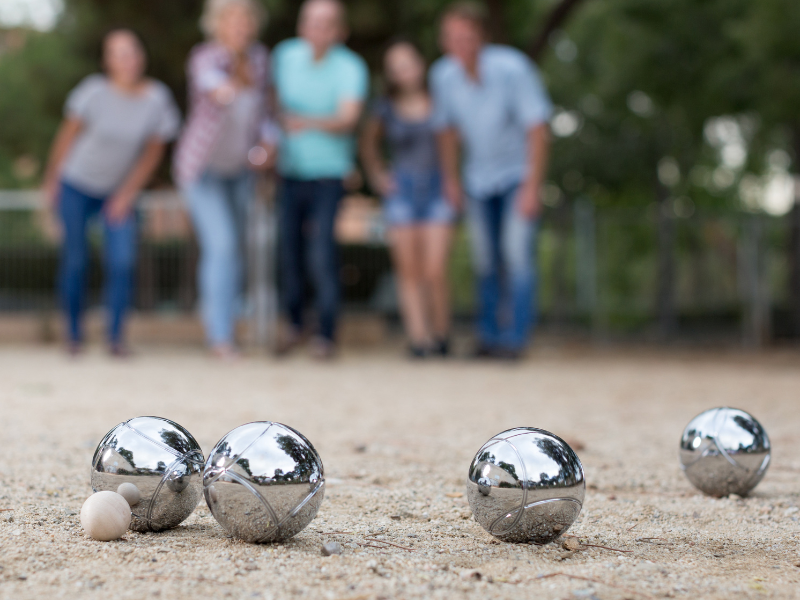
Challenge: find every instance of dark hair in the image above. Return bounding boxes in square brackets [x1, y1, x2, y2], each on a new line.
[440, 1, 489, 33]
[382, 37, 428, 100]
[98, 27, 149, 70]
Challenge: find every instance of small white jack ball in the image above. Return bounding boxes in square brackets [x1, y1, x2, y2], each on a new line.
[80, 491, 131, 541]
[117, 482, 141, 506]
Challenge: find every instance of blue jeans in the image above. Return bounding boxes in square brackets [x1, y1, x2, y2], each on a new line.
[279, 178, 344, 342]
[466, 185, 538, 351]
[58, 181, 137, 344]
[183, 170, 253, 346]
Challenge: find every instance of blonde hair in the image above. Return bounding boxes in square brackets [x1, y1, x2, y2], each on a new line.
[200, 0, 267, 38]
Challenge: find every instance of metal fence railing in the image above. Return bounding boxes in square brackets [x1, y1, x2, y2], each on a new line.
[0, 189, 797, 346]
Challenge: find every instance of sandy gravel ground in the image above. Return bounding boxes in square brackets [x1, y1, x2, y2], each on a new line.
[1, 343, 799, 600]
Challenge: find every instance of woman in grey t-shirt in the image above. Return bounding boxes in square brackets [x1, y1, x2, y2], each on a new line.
[42, 29, 180, 356]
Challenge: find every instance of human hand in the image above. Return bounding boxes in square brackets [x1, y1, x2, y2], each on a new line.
[105, 191, 136, 225]
[515, 181, 542, 220]
[38, 180, 62, 242]
[212, 82, 237, 106]
[371, 171, 396, 197]
[443, 176, 464, 212]
[248, 143, 278, 171]
[282, 114, 311, 133]
[42, 177, 60, 211]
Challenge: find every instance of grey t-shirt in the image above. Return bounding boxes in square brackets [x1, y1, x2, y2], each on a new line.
[61, 75, 181, 197]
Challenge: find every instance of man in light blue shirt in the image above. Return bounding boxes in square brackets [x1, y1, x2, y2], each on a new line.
[272, 0, 368, 358]
[431, 2, 552, 359]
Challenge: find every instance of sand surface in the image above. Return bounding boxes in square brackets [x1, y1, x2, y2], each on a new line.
[1, 344, 799, 599]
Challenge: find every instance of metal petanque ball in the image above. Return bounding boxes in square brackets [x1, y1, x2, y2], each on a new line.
[680, 407, 771, 497]
[91, 416, 204, 532]
[466, 428, 585, 544]
[203, 422, 325, 543]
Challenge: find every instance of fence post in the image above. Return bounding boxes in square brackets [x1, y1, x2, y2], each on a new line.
[739, 213, 770, 348]
[574, 198, 597, 326]
[656, 197, 677, 340]
[789, 177, 800, 337]
[248, 177, 278, 351]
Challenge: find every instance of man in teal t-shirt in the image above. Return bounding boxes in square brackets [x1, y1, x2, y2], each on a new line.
[273, 0, 368, 359]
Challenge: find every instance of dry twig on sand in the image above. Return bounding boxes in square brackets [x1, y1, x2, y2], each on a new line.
[356, 542, 389, 551]
[363, 537, 416, 552]
[636, 537, 672, 545]
[563, 534, 632, 553]
[580, 542, 632, 553]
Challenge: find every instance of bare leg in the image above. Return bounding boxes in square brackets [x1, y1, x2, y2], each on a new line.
[389, 226, 429, 346]
[421, 223, 455, 340]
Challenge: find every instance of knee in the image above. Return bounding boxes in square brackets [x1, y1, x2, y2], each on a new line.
[61, 245, 88, 275]
[108, 239, 137, 272]
[468, 236, 496, 278]
[503, 248, 532, 280]
[203, 233, 238, 267]
[472, 251, 497, 278]
[423, 261, 447, 286]
[393, 257, 423, 284]
[310, 254, 336, 286]
[107, 254, 136, 277]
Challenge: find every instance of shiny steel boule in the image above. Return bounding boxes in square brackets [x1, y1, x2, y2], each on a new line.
[203, 422, 325, 543]
[466, 428, 585, 544]
[91, 416, 204, 532]
[680, 407, 770, 497]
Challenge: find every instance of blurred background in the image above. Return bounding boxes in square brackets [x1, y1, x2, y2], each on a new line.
[1, 0, 799, 349]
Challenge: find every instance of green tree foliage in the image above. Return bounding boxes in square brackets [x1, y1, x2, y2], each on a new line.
[0, 29, 88, 187]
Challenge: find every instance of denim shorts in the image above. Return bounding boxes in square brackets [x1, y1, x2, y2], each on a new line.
[384, 169, 456, 227]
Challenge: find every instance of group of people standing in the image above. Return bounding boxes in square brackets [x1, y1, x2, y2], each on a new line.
[42, 0, 552, 362]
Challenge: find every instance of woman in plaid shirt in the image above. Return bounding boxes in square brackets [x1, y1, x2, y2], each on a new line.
[174, 0, 279, 359]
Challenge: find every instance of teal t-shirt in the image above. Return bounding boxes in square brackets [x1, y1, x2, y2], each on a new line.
[273, 38, 368, 180]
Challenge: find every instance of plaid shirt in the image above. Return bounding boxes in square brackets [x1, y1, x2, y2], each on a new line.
[173, 41, 279, 187]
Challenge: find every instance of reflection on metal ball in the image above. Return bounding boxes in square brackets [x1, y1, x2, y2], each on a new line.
[166, 464, 191, 494]
[680, 407, 771, 497]
[466, 428, 585, 544]
[203, 422, 325, 543]
[91, 416, 204, 532]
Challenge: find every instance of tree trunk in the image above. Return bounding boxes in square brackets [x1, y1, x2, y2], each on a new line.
[485, 0, 508, 43]
[529, 0, 589, 61]
[789, 128, 800, 338]
[655, 185, 677, 340]
[740, 213, 770, 347]
[550, 199, 571, 330]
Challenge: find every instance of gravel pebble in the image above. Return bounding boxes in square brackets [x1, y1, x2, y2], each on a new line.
[321, 542, 343, 556]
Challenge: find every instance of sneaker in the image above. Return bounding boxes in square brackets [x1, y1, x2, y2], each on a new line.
[431, 337, 450, 357]
[275, 329, 303, 357]
[211, 344, 240, 362]
[494, 346, 523, 361]
[469, 343, 498, 360]
[311, 337, 336, 361]
[109, 343, 133, 358]
[407, 344, 429, 360]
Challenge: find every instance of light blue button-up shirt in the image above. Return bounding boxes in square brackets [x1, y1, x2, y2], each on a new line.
[430, 45, 552, 199]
